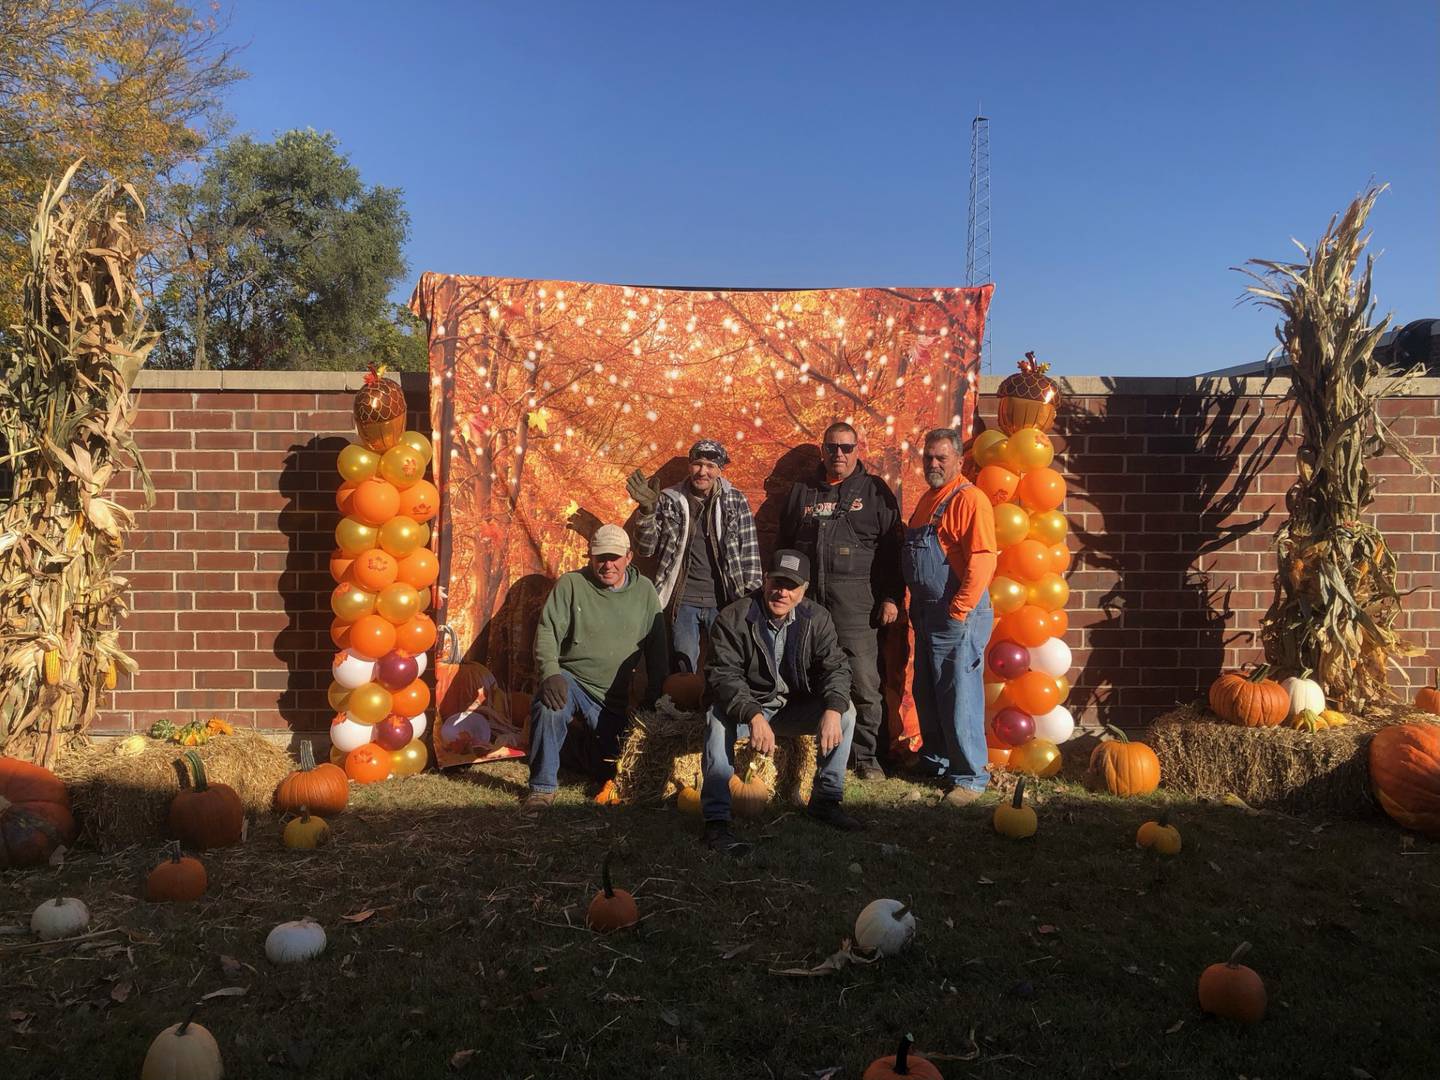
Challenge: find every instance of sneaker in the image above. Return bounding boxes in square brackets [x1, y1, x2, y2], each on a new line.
[806, 800, 866, 831]
[940, 785, 985, 808]
[854, 761, 887, 782]
[701, 820, 752, 858]
[520, 790, 557, 814]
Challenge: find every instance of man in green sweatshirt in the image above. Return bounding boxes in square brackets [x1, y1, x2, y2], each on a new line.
[524, 524, 668, 810]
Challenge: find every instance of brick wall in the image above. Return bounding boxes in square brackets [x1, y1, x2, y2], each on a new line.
[100, 371, 1440, 742]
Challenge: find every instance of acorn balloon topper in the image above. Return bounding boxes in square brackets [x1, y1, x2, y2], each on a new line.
[354, 365, 408, 451]
[997, 351, 1060, 434]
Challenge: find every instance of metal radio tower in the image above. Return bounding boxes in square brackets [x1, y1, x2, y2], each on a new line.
[966, 108, 992, 372]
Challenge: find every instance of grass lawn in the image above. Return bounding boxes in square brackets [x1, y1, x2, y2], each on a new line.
[3, 764, 1438, 1079]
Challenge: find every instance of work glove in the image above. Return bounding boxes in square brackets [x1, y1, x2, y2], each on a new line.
[626, 468, 659, 512]
[540, 674, 569, 711]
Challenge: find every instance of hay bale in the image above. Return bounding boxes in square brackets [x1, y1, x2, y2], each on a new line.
[1143, 701, 1436, 817]
[615, 705, 817, 807]
[54, 733, 293, 851]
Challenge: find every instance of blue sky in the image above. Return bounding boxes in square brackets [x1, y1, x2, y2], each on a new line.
[220, 1, 1437, 377]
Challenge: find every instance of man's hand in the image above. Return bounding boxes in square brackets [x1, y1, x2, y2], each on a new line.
[540, 674, 569, 711]
[877, 600, 899, 626]
[748, 713, 775, 755]
[818, 709, 843, 755]
[625, 468, 658, 512]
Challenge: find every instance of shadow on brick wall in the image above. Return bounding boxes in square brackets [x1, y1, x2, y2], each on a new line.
[1064, 385, 1288, 729]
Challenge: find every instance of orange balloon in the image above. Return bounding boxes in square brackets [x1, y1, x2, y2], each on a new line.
[1017, 467, 1066, 512]
[351, 548, 399, 592]
[391, 679, 431, 717]
[351, 477, 401, 527]
[1048, 609, 1070, 636]
[987, 746, 1012, 769]
[396, 548, 439, 590]
[345, 743, 392, 784]
[395, 613, 437, 654]
[329, 617, 353, 650]
[349, 614, 398, 659]
[397, 479, 439, 523]
[329, 549, 355, 584]
[999, 605, 1051, 648]
[998, 539, 1051, 583]
[976, 464, 1019, 506]
[1048, 542, 1071, 574]
[336, 482, 358, 516]
[1009, 671, 1061, 716]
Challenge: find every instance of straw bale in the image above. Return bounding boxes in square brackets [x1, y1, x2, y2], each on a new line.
[54, 733, 293, 851]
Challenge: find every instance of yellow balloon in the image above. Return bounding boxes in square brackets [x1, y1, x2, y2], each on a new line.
[376, 582, 422, 624]
[416, 521, 431, 549]
[378, 444, 424, 490]
[335, 516, 378, 556]
[327, 682, 352, 712]
[391, 738, 429, 777]
[1028, 509, 1069, 545]
[331, 584, 377, 621]
[379, 516, 423, 558]
[338, 443, 380, 483]
[1010, 738, 1062, 777]
[347, 682, 393, 725]
[1055, 675, 1071, 703]
[971, 429, 1009, 469]
[330, 744, 348, 767]
[993, 503, 1030, 548]
[1007, 427, 1055, 473]
[1028, 572, 1070, 613]
[399, 431, 433, 466]
[989, 575, 1028, 615]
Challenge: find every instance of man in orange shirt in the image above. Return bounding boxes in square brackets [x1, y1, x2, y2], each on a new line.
[901, 428, 999, 805]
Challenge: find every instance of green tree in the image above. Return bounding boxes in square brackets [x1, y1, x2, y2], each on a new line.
[151, 129, 424, 371]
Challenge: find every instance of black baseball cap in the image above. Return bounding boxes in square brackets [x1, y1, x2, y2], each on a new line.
[767, 549, 810, 586]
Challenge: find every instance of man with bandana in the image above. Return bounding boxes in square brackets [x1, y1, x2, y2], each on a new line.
[627, 439, 763, 675]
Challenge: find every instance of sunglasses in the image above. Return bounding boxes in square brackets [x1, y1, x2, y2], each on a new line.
[823, 442, 857, 454]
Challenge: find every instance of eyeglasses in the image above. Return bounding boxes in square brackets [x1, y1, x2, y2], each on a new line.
[822, 442, 857, 454]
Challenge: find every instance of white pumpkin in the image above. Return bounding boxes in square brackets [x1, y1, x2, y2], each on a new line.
[265, 918, 327, 964]
[331, 650, 377, 690]
[141, 1018, 224, 1080]
[854, 898, 916, 957]
[1281, 671, 1326, 717]
[31, 897, 90, 941]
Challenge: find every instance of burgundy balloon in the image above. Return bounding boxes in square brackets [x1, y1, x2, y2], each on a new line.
[987, 639, 1031, 681]
[993, 707, 1036, 747]
[373, 714, 414, 751]
[375, 651, 419, 691]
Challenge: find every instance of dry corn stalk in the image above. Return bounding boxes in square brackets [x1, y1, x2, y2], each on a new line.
[1240, 185, 1434, 712]
[0, 162, 157, 765]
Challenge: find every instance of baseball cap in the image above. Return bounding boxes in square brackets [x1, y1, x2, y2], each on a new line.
[767, 549, 810, 586]
[688, 438, 729, 466]
[589, 524, 631, 558]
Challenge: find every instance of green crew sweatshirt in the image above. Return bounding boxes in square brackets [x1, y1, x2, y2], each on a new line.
[534, 566, 668, 710]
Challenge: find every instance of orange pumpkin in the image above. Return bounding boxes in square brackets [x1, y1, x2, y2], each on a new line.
[1208, 665, 1288, 727]
[167, 752, 243, 850]
[585, 854, 638, 932]
[1369, 722, 1440, 837]
[863, 1034, 943, 1080]
[1416, 673, 1440, 717]
[1198, 942, 1266, 1024]
[145, 842, 208, 902]
[344, 743, 391, 784]
[729, 759, 770, 817]
[276, 740, 349, 816]
[0, 755, 77, 868]
[1088, 725, 1161, 796]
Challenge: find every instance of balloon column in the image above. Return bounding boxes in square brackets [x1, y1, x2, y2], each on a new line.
[327, 367, 441, 783]
[973, 354, 1074, 778]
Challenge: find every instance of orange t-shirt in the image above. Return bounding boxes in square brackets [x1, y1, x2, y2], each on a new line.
[908, 475, 998, 619]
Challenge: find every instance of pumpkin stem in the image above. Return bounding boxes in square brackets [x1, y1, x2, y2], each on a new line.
[299, 806, 310, 823]
[895, 1033, 914, 1074]
[183, 750, 209, 792]
[298, 740, 317, 771]
[177, 1004, 201, 1036]
[1012, 778, 1027, 809]
[1247, 664, 1271, 683]
[167, 839, 183, 864]
[601, 853, 615, 899]
[1157, 810, 1170, 828]
[892, 903, 911, 921]
[1102, 724, 1130, 743]
[1227, 941, 1252, 967]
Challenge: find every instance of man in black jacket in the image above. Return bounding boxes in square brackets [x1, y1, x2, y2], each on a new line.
[699, 549, 863, 855]
[778, 422, 903, 780]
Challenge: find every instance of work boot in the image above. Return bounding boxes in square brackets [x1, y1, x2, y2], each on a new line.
[940, 785, 985, 808]
[701, 820, 752, 858]
[806, 799, 866, 831]
[854, 761, 887, 782]
[520, 790, 557, 814]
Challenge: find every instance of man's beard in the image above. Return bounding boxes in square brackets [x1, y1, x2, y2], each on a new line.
[926, 469, 945, 488]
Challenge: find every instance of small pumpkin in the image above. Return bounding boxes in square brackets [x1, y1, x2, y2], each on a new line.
[1320, 708, 1349, 728]
[1414, 672, 1440, 716]
[1088, 724, 1161, 796]
[148, 719, 177, 740]
[266, 917, 327, 964]
[168, 751, 244, 850]
[593, 779, 622, 806]
[1369, 722, 1440, 837]
[675, 774, 701, 816]
[145, 842, 208, 902]
[1286, 707, 1323, 733]
[1280, 669, 1326, 717]
[586, 854, 639, 932]
[0, 755, 77, 868]
[1208, 664, 1289, 728]
[863, 1034, 943, 1080]
[176, 721, 210, 747]
[115, 734, 148, 756]
[275, 740, 349, 816]
[1198, 941, 1266, 1023]
[729, 759, 770, 817]
[31, 896, 90, 940]
[283, 807, 331, 849]
[854, 898, 916, 957]
[1136, 813, 1182, 855]
[993, 777, 1037, 839]
[141, 1013, 223, 1080]
[662, 672, 705, 711]
[204, 716, 234, 736]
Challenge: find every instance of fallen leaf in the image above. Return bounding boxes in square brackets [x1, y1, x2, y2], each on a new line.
[847, 862, 862, 875]
[47, 843, 67, 867]
[1207, 861, 1223, 874]
[944, 917, 955, 929]
[1037, 924, 1059, 935]
[340, 909, 375, 924]
[9, 1009, 33, 1023]
[201, 986, 248, 1001]
[1351, 1069, 1374, 1079]
[814, 1068, 842, 1079]
[110, 982, 133, 1003]
[977, 876, 995, 885]
[1165, 1019, 1184, 1035]
[720, 943, 753, 960]
[659, 1008, 681, 1027]
[219, 955, 244, 976]
[770, 940, 881, 978]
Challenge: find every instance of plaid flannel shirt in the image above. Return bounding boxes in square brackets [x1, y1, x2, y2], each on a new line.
[635, 475, 762, 609]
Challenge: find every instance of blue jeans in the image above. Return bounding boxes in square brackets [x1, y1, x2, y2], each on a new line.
[672, 603, 719, 673]
[527, 671, 628, 793]
[700, 698, 856, 821]
[910, 596, 994, 790]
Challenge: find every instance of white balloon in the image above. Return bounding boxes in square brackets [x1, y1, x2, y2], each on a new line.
[411, 651, 428, 678]
[406, 712, 428, 740]
[1028, 636, 1072, 678]
[330, 716, 373, 752]
[1033, 704, 1075, 744]
[332, 649, 377, 689]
